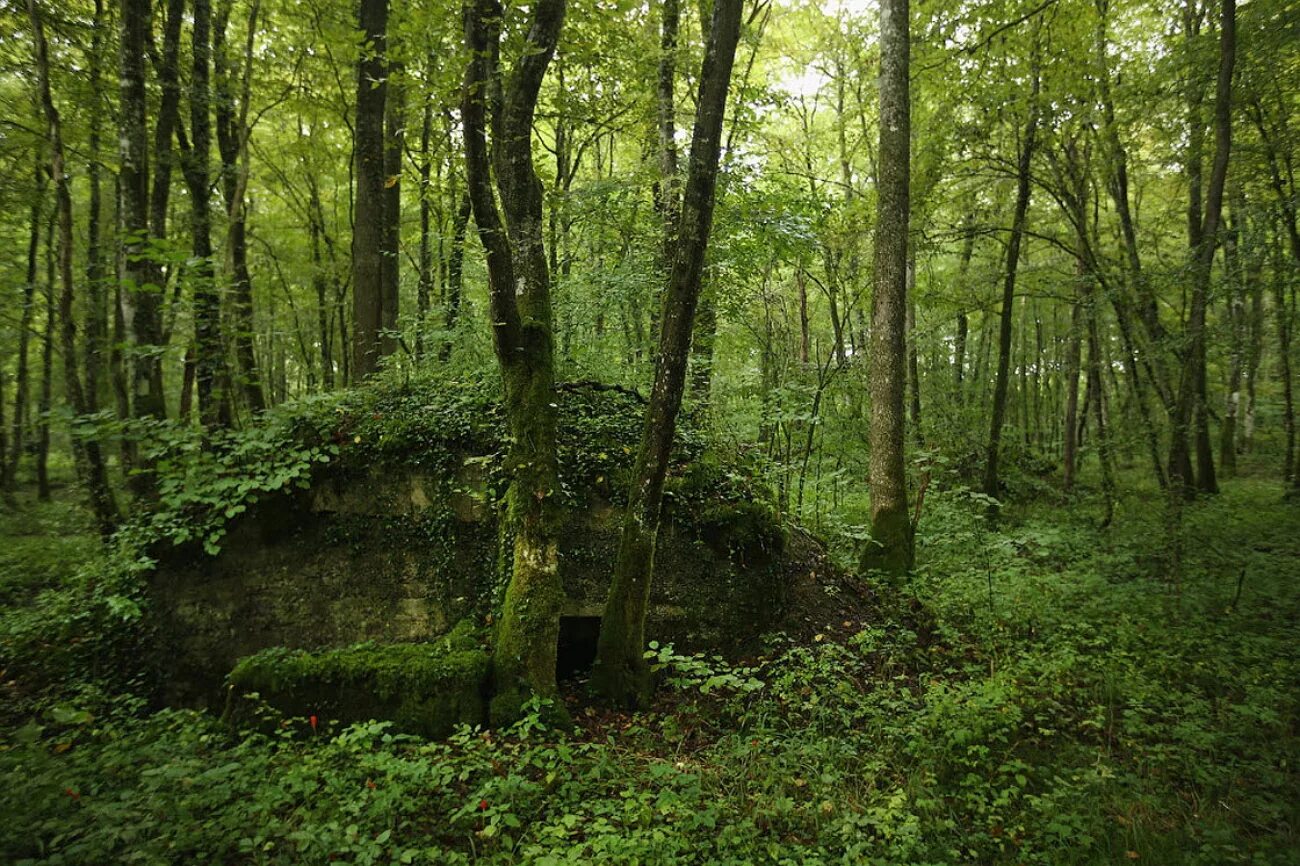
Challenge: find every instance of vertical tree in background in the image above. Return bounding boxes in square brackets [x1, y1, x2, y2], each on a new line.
[984, 48, 1041, 511]
[3, 164, 44, 492]
[382, 62, 405, 361]
[29, 0, 118, 535]
[861, 0, 913, 571]
[353, 0, 391, 379]
[593, 0, 745, 706]
[120, 0, 167, 424]
[1169, 0, 1234, 501]
[1168, 0, 1235, 575]
[216, 0, 265, 412]
[463, 0, 567, 719]
[184, 0, 232, 427]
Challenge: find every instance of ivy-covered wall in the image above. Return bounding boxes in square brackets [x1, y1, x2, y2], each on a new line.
[147, 378, 798, 705]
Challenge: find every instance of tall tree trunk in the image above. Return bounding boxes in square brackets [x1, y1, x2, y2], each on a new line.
[1086, 293, 1116, 525]
[121, 0, 168, 429]
[352, 0, 389, 379]
[463, 0, 568, 720]
[216, 0, 265, 412]
[906, 259, 923, 445]
[416, 95, 434, 363]
[1169, 0, 1233, 501]
[592, 0, 743, 706]
[1274, 222, 1296, 484]
[382, 65, 405, 359]
[1220, 195, 1246, 475]
[185, 0, 232, 428]
[861, 0, 913, 570]
[31, 0, 119, 534]
[37, 234, 54, 502]
[84, 0, 107, 423]
[1063, 294, 1082, 492]
[984, 57, 1040, 508]
[1168, 0, 1234, 582]
[4, 164, 44, 491]
[953, 218, 976, 401]
[1096, 0, 1165, 361]
[441, 194, 472, 363]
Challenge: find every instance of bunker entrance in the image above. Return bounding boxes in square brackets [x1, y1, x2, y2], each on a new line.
[556, 616, 601, 681]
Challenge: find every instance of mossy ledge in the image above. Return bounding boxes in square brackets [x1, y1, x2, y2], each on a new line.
[226, 620, 490, 738]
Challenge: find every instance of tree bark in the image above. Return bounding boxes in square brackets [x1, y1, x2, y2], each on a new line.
[37, 231, 53, 501]
[84, 0, 107, 423]
[1169, 0, 1233, 501]
[352, 0, 390, 379]
[121, 0, 168, 427]
[441, 194, 472, 363]
[859, 0, 915, 568]
[216, 0, 265, 412]
[4, 164, 44, 491]
[382, 64, 405, 359]
[185, 0, 232, 428]
[592, 0, 743, 706]
[463, 0, 568, 721]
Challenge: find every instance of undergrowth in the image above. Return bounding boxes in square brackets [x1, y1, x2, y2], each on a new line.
[0, 468, 1296, 865]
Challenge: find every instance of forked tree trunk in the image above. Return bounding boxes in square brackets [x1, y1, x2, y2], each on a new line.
[592, 0, 743, 706]
[1168, 0, 1234, 580]
[463, 0, 568, 721]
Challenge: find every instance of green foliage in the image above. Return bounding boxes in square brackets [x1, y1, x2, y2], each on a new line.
[3, 474, 1296, 864]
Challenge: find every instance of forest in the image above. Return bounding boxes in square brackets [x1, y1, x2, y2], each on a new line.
[0, 0, 1298, 862]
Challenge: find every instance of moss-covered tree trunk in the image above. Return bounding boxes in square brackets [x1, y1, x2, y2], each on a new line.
[862, 0, 914, 571]
[591, 0, 743, 708]
[463, 0, 567, 722]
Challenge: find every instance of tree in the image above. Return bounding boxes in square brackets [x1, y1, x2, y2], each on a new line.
[983, 43, 1041, 512]
[463, 0, 568, 720]
[861, 0, 913, 571]
[29, 0, 118, 535]
[592, 0, 745, 707]
[120, 0, 167, 426]
[183, 0, 233, 428]
[353, 0, 391, 379]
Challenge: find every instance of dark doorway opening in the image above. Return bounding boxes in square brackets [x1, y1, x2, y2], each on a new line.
[557, 616, 600, 681]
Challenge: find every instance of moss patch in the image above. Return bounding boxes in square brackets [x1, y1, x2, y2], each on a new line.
[227, 620, 490, 738]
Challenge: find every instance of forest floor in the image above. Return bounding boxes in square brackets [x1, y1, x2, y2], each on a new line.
[0, 460, 1297, 865]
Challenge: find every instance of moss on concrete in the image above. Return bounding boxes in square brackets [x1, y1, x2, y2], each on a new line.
[227, 620, 490, 738]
